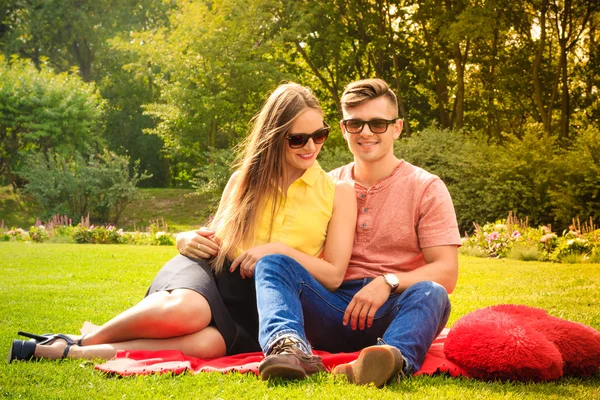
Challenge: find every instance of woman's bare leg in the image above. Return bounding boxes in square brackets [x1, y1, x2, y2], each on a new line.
[34, 326, 226, 360]
[81, 289, 212, 346]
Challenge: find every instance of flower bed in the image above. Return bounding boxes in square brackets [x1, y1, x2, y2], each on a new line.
[0, 215, 175, 246]
[461, 215, 600, 263]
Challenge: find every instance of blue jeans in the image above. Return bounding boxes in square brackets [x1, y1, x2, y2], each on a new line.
[255, 254, 451, 375]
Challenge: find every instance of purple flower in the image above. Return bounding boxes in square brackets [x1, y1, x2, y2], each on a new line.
[486, 232, 500, 241]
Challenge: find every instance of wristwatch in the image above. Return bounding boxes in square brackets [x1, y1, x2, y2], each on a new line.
[382, 273, 399, 292]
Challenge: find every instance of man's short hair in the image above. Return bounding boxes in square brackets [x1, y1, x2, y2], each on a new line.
[341, 79, 398, 114]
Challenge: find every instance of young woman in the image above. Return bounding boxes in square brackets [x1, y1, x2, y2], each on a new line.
[9, 83, 357, 362]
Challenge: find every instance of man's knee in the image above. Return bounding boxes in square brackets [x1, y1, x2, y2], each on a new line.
[405, 281, 450, 308]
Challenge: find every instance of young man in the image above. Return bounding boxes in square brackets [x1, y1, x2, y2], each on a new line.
[253, 78, 462, 387]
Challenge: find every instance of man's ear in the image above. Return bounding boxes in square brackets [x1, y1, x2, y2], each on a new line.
[340, 120, 349, 140]
[393, 119, 403, 140]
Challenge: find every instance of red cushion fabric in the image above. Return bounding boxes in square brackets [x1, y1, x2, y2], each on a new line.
[444, 305, 600, 381]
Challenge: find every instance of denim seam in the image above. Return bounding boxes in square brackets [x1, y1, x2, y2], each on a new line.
[371, 297, 402, 322]
[299, 283, 347, 314]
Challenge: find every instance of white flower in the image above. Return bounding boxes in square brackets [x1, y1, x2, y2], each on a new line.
[155, 231, 167, 238]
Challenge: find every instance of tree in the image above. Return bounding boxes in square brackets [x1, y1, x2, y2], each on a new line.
[1, 0, 174, 185]
[115, 0, 289, 185]
[0, 0, 171, 81]
[0, 56, 104, 188]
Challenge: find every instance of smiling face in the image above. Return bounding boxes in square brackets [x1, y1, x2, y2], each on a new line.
[341, 96, 403, 164]
[284, 108, 326, 177]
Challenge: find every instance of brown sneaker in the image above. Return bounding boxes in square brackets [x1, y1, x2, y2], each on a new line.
[332, 345, 404, 388]
[259, 336, 325, 381]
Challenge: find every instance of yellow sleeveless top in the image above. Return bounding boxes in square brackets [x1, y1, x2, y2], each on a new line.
[236, 161, 335, 257]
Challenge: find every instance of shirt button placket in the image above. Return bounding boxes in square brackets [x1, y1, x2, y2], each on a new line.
[357, 191, 370, 237]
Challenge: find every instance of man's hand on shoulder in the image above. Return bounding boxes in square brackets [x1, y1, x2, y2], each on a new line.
[343, 276, 393, 331]
[176, 227, 220, 259]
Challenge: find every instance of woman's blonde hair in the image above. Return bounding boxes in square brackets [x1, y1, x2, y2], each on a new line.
[210, 83, 321, 273]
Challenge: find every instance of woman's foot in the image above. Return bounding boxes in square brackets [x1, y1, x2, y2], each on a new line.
[9, 334, 78, 363]
[33, 336, 79, 360]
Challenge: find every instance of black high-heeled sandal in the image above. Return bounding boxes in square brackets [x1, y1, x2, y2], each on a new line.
[17, 331, 49, 342]
[8, 333, 76, 363]
[18, 331, 87, 346]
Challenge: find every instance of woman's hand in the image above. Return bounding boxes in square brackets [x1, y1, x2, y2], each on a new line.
[176, 227, 220, 259]
[230, 243, 284, 279]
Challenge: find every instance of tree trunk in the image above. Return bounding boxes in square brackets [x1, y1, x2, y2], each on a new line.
[72, 38, 93, 82]
[559, 40, 570, 141]
[453, 40, 469, 130]
[294, 41, 342, 118]
[434, 58, 451, 128]
[532, 0, 551, 132]
[209, 117, 217, 149]
[393, 56, 411, 137]
[487, 28, 498, 139]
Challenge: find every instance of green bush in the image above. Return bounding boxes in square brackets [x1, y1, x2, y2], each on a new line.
[18, 150, 150, 224]
[28, 226, 49, 243]
[507, 245, 540, 262]
[153, 231, 175, 246]
[458, 245, 488, 258]
[70, 224, 174, 245]
[550, 235, 594, 262]
[396, 124, 599, 233]
[548, 126, 600, 228]
[0, 56, 104, 187]
[396, 127, 500, 233]
[190, 148, 234, 217]
[318, 144, 354, 172]
[4, 228, 29, 241]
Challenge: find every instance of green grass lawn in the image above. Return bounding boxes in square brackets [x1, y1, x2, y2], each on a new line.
[0, 187, 211, 232]
[0, 243, 599, 399]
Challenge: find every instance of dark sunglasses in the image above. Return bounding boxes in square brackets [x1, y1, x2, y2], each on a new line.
[341, 118, 397, 134]
[286, 123, 331, 149]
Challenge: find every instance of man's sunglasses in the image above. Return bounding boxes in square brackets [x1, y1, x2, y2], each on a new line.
[286, 123, 331, 149]
[341, 118, 397, 134]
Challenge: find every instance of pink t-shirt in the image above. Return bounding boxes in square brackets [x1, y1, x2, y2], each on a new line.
[329, 160, 462, 281]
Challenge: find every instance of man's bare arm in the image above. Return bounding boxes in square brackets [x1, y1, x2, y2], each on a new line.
[343, 245, 458, 330]
[394, 245, 459, 293]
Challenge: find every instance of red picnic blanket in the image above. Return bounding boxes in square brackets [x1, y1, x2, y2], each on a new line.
[95, 328, 469, 378]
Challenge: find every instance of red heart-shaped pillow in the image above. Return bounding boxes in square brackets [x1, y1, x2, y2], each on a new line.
[444, 305, 600, 381]
[490, 304, 600, 377]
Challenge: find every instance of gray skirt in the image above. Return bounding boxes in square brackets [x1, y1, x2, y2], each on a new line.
[145, 254, 261, 355]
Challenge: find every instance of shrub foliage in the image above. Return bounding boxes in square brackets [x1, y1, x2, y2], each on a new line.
[18, 150, 151, 224]
[395, 124, 600, 233]
[0, 56, 104, 187]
